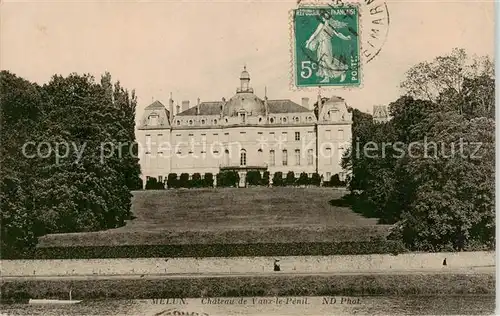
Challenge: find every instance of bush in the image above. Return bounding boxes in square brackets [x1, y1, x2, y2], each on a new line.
[203, 173, 214, 188]
[145, 177, 164, 190]
[297, 172, 309, 186]
[310, 173, 321, 186]
[217, 171, 239, 187]
[166, 173, 178, 189]
[330, 174, 346, 187]
[246, 171, 262, 186]
[191, 173, 202, 188]
[285, 171, 296, 186]
[179, 173, 190, 188]
[261, 171, 270, 186]
[272, 172, 284, 186]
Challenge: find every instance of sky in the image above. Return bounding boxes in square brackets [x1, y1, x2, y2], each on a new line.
[0, 0, 495, 119]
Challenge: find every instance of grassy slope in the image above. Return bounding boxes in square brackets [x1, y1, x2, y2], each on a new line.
[38, 188, 391, 247]
[2, 273, 494, 300]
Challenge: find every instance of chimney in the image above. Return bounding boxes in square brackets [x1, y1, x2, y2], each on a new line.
[181, 100, 190, 113]
[302, 97, 310, 110]
[196, 97, 200, 115]
[176, 103, 180, 114]
[169, 93, 174, 121]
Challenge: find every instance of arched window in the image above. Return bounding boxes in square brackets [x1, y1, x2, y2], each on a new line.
[176, 120, 181, 126]
[201, 119, 206, 125]
[188, 119, 194, 126]
[282, 117, 288, 123]
[213, 119, 218, 125]
[269, 117, 275, 123]
[240, 149, 247, 166]
[293, 116, 300, 123]
[282, 149, 288, 166]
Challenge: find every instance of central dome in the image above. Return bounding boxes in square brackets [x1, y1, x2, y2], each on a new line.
[223, 92, 266, 117]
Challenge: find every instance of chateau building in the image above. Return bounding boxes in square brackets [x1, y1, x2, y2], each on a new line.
[137, 67, 352, 187]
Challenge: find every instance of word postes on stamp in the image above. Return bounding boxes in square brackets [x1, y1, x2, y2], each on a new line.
[293, 5, 361, 88]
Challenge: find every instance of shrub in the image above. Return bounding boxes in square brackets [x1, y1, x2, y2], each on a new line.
[246, 171, 262, 186]
[330, 174, 346, 187]
[145, 177, 164, 190]
[179, 173, 190, 188]
[310, 173, 321, 186]
[261, 171, 270, 186]
[217, 171, 239, 187]
[191, 173, 202, 188]
[272, 172, 283, 186]
[167, 173, 178, 189]
[297, 172, 309, 186]
[285, 171, 296, 186]
[203, 173, 214, 188]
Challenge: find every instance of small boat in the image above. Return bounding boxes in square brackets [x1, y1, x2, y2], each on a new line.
[29, 289, 82, 304]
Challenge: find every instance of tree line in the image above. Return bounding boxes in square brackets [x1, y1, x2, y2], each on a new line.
[340, 48, 495, 251]
[145, 171, 346, 189]
[0, 71, 141, 258]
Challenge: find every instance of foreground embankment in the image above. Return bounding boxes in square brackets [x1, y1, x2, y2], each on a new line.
[1, 273, 494, 301]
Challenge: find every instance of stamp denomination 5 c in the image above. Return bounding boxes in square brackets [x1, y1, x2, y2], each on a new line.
[292, 4, 361, 88]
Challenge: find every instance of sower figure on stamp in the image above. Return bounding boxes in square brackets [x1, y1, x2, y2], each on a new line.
[305, 16, 351, 83]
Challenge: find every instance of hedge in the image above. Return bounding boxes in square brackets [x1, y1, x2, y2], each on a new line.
[145, 178, 164, 190]
[32, 240, 407, 259]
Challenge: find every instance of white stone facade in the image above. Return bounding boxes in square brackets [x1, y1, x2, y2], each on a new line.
[137, 68, 352, 187]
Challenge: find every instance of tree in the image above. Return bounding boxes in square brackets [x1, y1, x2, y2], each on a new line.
[246, 171, 262, 186]
[261, 171, 270, 186]
[285, 171, 296, 186]
[401, 48, 493, 106]
[310, 173, 321, 186]
[191, 173, 202, 188]
[167, 173, 178, 189]
[203, 173, 214, 188]
[272, 172, 283, 187]
[179, 173, 190, 188]
[297, 172, 309, 186]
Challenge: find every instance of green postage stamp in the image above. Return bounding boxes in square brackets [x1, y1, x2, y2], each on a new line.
[292, 5, 361, 88]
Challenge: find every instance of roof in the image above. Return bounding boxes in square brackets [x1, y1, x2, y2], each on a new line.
[177, 102, 223, 116]
[145, 100, 166, 110]
[176, 99, 310, 116]
[267, 99, 310, 113]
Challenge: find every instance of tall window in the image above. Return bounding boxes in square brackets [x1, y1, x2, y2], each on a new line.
[282, 150, 288, 166]
[338, 128, 344, 140]
[240, 150, 247, 166]
[269, 150, 275, 166]
[295, 132, 300, 141]
[295, 149, 300, 165]
[325, 148, 332, 165]
[325, 130, 331, 140]
[158, 176, 163, 183]
[307, 149, 314, 165]
[240, 113, 246, 123]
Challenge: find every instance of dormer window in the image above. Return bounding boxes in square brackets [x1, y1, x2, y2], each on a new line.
[293, 116, 300, 123]
[239, 112, 246, 124]
[148, 114, 159, 126]
[282, 117, 288, 123]
[201, 119, 206, 125]
[176, 120, 181, 126]
[188, 119, 194, 126]
[213, 119, 218, 125]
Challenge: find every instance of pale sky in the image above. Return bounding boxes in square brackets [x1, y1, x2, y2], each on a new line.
[1, 0, 495, 118]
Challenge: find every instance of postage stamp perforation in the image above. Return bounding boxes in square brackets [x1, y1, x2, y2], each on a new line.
[289, 1, 365, 91]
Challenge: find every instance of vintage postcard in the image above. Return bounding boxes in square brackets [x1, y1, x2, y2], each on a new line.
[0, 0, 495, 315]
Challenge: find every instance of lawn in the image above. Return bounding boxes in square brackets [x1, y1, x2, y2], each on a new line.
[38, 187, 391, 248]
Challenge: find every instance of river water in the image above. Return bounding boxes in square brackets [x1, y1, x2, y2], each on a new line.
[0, 296, 495, 315]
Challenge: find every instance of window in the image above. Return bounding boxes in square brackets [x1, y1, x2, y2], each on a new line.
[282, 149, 288, 166]
[338, 128, 344, 140]
[188, 119, 193, 126]
[201, 119, 206, 125]
[295, 149, 300, 165]
[326, 172, 331, 181]
[148, 114, 159, 125]
[258, 132, 263, 135]
[176, 120, 181, 126]
[213, 119, 218, 125]
[158, 134, 163, 136]
[293, 116, 299, 123]
[258, 117, 263, 123]
[269, 150, 275, 166]
[295, 132, 300, 141]
[282, 117, 287, 123]
[158, 176, 163, 183]
[307, 149, 314, 165]
[240, 113, 246, 123]
[269, 117, 275, 123]
[240, 150, 247, 166]
[307, 116, 313, 122]
[325, 148, 332, 165]
[282, 132, 288, 142]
